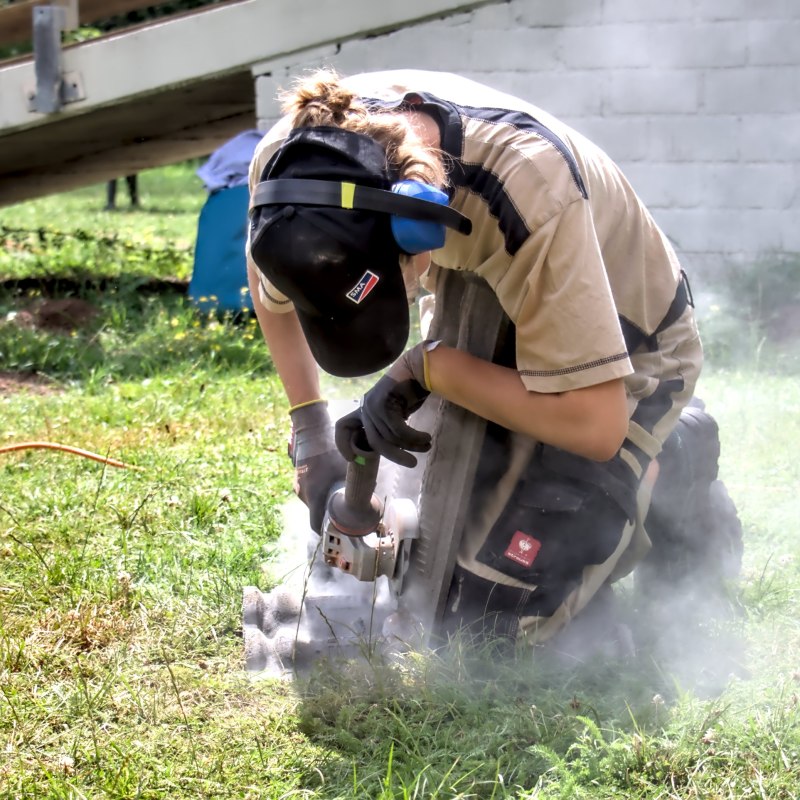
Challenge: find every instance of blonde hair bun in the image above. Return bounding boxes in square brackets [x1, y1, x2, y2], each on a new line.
[279, 68, 446, 188]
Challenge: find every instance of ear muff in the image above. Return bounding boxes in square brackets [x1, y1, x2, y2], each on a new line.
[250, 178, 472, 248]
[390, 180, 449, 254]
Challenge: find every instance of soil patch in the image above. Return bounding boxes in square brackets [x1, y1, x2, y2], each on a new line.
[5, 298, 99, 333]
[0, 371, 59, 396]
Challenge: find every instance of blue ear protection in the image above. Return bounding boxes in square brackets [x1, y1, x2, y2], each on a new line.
[251, 177, 472, 254]
[389, 180, 450, 253]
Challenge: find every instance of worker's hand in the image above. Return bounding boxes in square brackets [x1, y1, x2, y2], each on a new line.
[289, 401, 347, 532]
[335, 342, 437, 468]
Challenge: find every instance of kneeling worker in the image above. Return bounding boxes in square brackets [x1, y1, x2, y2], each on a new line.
[245, 69, 702, 647]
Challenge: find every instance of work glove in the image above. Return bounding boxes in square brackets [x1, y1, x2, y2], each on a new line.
[289, 401, 347, 533]
[335, 341, 439, 468]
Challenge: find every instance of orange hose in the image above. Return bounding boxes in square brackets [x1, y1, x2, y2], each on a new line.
[0, 441, 144, 471]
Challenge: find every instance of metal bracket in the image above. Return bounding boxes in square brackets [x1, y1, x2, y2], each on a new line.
[28, 2, 84, 114]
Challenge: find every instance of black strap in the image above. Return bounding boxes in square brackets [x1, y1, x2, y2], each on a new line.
[619, 270, 694, 355]
[538, 445, 640, 522]
[252, 178, 473, 236]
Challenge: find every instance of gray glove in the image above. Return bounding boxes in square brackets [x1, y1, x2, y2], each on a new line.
[335, 341, 437, 468]
[289, 401, 347, 533]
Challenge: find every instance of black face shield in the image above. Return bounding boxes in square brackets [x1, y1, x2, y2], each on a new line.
[249, 126, 412, 377]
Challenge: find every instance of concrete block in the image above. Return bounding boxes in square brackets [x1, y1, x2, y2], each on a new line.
[480, 69, 607, 116]
[679, 252, 739, 287]
[609, 70, 701, 114]
[696, 0, 799, 21]
[702, 164, 798, 210]
[253, 45, 343, 122]
[644, 116, 741, 162]
[341, 41, 415, 73]
[602, 0, 697, 22]
[469, 27, 562, 71]
[559, 24, 653, 69]
[254, 74, 283, 121]
[654, 209, 714, 253]
[655, 208, 786, 253]
[346, 22, 471, 73]
[562, 22, 748, 71]
[741, 210, 794, 252]
[438, 7, 477, 28]
[335, 38, 411, 74]
[514, 0, 603, 27]
[241, 0, 800, 278]
[704, 68, 800, 114]
[251, 44, 338, 81]
[471, 0, 516, 28]
[569, 116, 651, 162]
[780, 211, 800, 251]
[622, 163, 705, 209]
[748, 21, 800, 66]
[646, 23, 748, 69]
[741, 114, 800, 162]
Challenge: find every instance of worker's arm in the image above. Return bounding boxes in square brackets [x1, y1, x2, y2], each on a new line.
[248, 265, 346, 531]
[338, 340, 630, 466]
[427, 345, 628, 462]
[247, 265, 321, 405]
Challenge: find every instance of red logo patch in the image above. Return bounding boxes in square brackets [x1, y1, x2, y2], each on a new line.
[346, 270, 379, 304]
[504, 531, 542, 568]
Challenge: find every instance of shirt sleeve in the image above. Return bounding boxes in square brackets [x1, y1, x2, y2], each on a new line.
[245, 120, 296, 315]
[500, 197, 633, 393]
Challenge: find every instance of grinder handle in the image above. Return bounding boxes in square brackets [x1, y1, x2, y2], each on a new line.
[326, 429, 383, 537]
[344, 430, 380, 513]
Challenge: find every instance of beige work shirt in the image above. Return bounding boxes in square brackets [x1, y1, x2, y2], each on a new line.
[248, 69, 701, 463]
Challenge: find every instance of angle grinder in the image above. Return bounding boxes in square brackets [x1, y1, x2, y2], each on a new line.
[320, 431, 419, 592]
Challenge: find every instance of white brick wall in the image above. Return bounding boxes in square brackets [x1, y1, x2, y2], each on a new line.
[253, 0, 799, 276]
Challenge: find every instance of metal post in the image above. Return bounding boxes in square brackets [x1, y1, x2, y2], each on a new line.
[29, 2, 83, 114]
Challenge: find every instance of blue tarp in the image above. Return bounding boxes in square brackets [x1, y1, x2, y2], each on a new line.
[189, 130, 262, 314]
[188, 184, 252, 313]
[195, 130, 263, 193]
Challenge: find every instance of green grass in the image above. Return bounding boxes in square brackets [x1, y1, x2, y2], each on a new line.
[0, 164, 206, 282]
[1, 164, 799, 798]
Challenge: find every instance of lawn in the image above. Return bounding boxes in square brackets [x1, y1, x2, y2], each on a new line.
[0, 164, 798, 799]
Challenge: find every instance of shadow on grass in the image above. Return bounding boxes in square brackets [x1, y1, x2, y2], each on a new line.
[0, 275, 269, 383]
[270, 573, 749, 797]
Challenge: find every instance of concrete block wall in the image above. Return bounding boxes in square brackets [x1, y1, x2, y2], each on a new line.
[253, 0, 799, 280]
